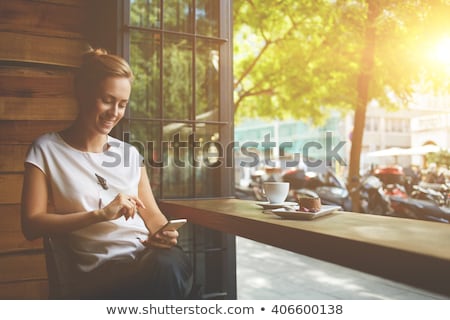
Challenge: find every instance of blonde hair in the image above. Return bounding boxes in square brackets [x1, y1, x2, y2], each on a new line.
[74, 48, 134, 100]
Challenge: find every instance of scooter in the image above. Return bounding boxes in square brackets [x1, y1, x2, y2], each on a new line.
[411, 183, 447, 207]
[357, 175, 394, 216]
[389, 196, 450, 223]
[282, 168, 353, 211]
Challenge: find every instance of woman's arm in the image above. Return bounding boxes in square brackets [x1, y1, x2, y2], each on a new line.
[21, 163, 139, 240]
[136, 167, 168, 233]
[137, 167, 178, 248]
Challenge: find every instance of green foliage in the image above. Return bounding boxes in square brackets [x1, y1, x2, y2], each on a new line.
[426, 150, 450, 169]
[233, 0, 450, 123]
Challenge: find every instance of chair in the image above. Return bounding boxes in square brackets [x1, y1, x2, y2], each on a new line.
[43, 235, 77, 299]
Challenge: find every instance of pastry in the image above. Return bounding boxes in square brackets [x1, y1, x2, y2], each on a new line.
[296, 195, 321, 212]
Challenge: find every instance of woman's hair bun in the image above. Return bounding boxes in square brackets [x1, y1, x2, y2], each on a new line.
[81, 47, 108, 64]
[74, 46, 134, 100]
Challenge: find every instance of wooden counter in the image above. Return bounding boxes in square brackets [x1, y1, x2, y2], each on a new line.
[159, 198, 450, 297]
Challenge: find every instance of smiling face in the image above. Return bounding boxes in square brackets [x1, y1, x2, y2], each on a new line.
[80, 76, 131, 135]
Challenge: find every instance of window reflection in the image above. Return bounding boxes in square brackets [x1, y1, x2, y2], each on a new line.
[195, 124, 222, 197]
[196, 40, 220, 121]
[126, 120, 163, 197]
[163, 35, 193, 120]
[163, 0, 194, 33]
[196, 0, 219, 37]
[162, 124, 194, 198]
[130, 30, 161, 118]
[130, 0, 161, 28]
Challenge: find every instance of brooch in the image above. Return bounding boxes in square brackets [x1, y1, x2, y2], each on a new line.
[95, 173, 109, 190]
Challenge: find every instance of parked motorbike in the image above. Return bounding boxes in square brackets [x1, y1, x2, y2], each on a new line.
[389, 196, 450, 223]
[373, 175, 450, 223]
[282, 167, 352, 211]
[356, 175, 394, 216]
[410, 182, 448, 207]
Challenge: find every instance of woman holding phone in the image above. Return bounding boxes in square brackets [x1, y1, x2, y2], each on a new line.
[20, 48, 193, 299]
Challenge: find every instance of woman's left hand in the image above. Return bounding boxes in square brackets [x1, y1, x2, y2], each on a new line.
[140, 229, 178, 249]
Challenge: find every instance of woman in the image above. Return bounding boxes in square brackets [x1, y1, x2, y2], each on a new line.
[21, 48, 193, 299]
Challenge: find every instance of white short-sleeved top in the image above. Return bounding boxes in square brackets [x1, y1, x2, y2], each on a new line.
[25, 132, 149, 272]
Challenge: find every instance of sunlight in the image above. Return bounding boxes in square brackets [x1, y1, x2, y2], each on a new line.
[431, 36, 450, 66]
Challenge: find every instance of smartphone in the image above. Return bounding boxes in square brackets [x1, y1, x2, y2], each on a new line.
[151, 219, 187, 239]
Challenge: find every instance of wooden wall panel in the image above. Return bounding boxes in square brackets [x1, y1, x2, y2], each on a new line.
[0, 32, 87, 67]
[0, 120, 71, 145]
[0, 205, 21, 232]
[0, 66, 75, 99]
[0, 204, 42, 253]
[33, 0, 87, 7]
[0, 280, 48, 300]
[0, 0, 87, 39]
[0, 145, 29, 172]
[0, 174, 23, 204]
[0, 97, 77, 120]
[0, 253, 47, 283]
[0, 0, 93, 300]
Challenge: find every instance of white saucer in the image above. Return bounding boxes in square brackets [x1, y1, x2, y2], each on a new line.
[256, 201, 298, 210]
[271, 205, 341, 220]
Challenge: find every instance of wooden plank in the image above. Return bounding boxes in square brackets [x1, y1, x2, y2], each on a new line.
[0, 204, 21, 232]
[0, 253, 47, 282]
[33, 0, 87, 7]
[0, 145, 29, 172]
[0, 279, 48, 299]
[0, 205, 43, 253]
[0, 31, 88, 67]
[0, 66, 74, 98]
[0, 97, 77, 120]
[0, 231, 43, 253]
[0, 120, 71, 144]
[0, 0, 86, 39]
[0, 173, 23, 204]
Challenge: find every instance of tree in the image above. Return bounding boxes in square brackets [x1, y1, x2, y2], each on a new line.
[233, 0, 450, 210]
[233, 0, 358, 123]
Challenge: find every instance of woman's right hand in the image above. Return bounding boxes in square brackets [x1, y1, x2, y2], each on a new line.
[98, 193, 145, 221]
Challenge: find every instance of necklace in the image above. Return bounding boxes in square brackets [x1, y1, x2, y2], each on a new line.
[95, 173, 109, 190]
[58, 131, 112, 209]
[83, 150, 111, 209]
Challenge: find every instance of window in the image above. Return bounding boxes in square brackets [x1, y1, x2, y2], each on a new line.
[115, 0, 236, 299]
[122, 0, 233, 199]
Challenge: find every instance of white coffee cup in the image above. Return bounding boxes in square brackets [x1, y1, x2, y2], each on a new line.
[263, 182, 290, 204]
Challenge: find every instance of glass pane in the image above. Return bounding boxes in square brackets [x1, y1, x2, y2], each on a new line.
[196, 40, 220, 121]
[130, 0, 161, 28]
[163, 35, 193, 120]
[195, 124, 222, 197]
[196, 0, 219, 37]
[162, 122, 194, 198]
[163, 0, 194, 33]
[127, 120, 163, 198]
[130, 30, 161, 119]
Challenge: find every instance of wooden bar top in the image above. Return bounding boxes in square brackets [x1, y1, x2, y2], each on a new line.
[159, 198, 450, 296]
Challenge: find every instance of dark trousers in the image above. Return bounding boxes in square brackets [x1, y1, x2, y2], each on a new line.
[71, 246, 193, 300]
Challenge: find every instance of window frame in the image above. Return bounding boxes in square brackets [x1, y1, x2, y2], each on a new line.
[116, 0, 235, 199]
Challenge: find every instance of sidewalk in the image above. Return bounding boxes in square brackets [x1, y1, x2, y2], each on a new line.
[236, 236, 448, 300]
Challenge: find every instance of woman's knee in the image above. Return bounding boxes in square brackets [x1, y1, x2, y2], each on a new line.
[137, 246, 193, 299]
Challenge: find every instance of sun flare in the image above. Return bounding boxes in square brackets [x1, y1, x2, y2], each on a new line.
[432, 36, 450, 65]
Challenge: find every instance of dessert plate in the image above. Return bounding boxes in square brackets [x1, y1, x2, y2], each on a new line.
[271, 205, 341, 220]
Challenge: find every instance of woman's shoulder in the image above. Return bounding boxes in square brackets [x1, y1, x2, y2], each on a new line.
[30, 132, 60, 148]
